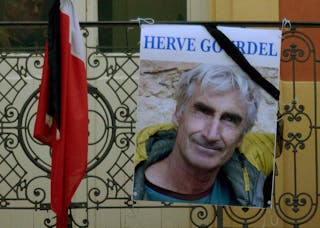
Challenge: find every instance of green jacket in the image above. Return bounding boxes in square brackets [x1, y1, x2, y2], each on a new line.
[133, 124, 275, 207]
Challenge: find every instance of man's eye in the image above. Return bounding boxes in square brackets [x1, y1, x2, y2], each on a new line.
[199, 107, 211, 115]
[224, 116, 235, 123]
[222, 114, 242, 125]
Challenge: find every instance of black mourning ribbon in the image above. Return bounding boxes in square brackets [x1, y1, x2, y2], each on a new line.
[204, 25, 280, 100]
[47, 0, 61, 128]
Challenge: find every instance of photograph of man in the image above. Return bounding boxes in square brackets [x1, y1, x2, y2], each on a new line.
[133, 64, 275, 207]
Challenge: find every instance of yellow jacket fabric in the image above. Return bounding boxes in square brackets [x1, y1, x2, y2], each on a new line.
[135, 123, 177, 166]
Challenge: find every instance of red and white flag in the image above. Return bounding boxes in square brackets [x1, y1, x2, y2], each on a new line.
[34, 0, 88, 227]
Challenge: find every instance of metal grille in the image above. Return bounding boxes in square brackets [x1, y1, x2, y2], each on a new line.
[0, 22, 319, 227]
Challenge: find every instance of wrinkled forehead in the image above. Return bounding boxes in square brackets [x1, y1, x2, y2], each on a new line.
[194, 79, 243, 99]
[190, 82, 248, 110]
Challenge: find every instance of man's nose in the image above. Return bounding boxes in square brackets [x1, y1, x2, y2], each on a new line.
[202, 118, 221, 141]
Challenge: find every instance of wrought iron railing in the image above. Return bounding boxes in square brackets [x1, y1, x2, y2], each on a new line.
[0, 21, 319, 227]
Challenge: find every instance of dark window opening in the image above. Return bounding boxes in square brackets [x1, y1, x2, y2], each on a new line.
[0, 0, 51, 48]
[98, 0, 186, 52]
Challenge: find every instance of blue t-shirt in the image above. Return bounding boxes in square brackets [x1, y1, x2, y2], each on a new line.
[145, 172, 236, 205]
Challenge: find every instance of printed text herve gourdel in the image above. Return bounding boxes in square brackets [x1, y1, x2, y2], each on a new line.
[143, 35, 278, 57]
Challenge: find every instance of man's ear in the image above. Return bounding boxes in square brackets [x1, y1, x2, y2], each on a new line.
[236, 139, 243, 148]
[236, 135, 245, 148]
[172, 107, 181, 126]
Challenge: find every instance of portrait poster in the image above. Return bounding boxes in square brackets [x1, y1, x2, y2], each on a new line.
[133, 24, 282, 208]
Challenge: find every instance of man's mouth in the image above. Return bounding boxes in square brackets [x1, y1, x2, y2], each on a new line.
[192, 139, 224, 152]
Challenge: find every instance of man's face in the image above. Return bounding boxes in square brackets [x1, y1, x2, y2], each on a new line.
[173, 83, 248, 171]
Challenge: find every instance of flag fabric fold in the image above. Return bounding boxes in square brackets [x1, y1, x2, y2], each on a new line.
[34, 0, 88, 227]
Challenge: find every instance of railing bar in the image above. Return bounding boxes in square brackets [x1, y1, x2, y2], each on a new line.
[2, 21, 320, 28]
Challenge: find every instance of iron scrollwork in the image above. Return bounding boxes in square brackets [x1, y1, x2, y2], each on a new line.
[272, 27, 319, 226]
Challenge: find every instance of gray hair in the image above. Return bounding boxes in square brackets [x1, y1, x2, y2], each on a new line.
[175, 64, 261, 133]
